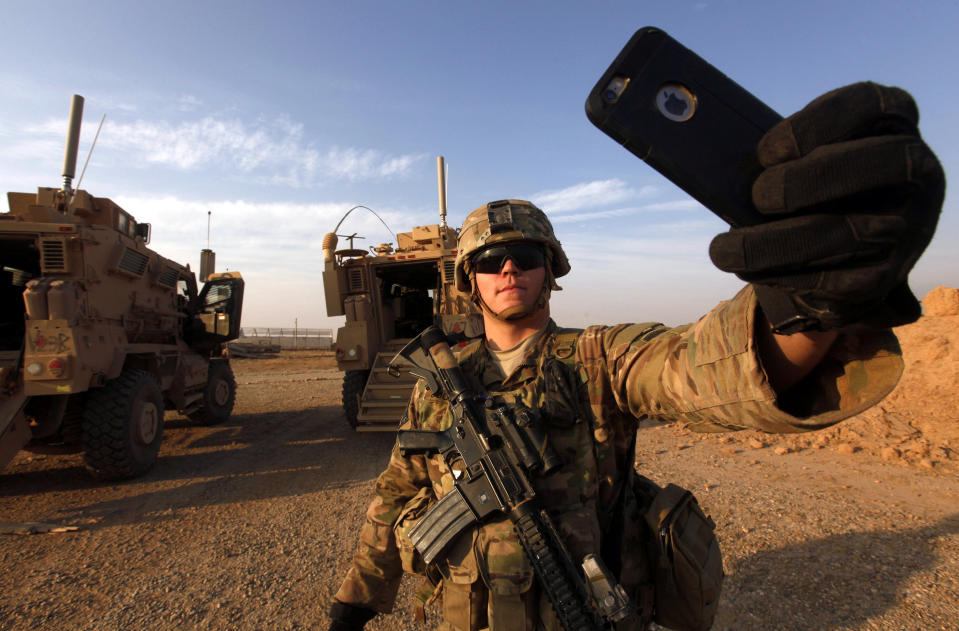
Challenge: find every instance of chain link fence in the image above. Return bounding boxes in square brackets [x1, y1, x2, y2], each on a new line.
[236, 327, 334, 350]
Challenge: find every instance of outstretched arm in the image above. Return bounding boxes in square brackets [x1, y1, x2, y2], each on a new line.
[590, 285, 903, 434]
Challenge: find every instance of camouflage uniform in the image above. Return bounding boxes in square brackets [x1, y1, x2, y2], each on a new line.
[333, 284, 903, 630]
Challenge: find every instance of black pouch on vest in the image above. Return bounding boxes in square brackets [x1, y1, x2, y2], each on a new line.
[633, 473, 724, 631]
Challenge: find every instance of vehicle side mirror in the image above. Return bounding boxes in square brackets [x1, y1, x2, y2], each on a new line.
[135, 222, 152, 244]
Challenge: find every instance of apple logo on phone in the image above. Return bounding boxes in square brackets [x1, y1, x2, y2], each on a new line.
[656, 84, 696, 122]
[663, 92, 687, 116]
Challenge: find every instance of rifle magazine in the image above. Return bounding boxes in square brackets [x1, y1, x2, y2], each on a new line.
[410, 487, 478, 565]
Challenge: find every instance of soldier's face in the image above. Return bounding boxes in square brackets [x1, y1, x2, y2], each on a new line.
[474, 256, 546, 315]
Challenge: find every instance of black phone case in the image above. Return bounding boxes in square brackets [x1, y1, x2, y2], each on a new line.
[586, 27, 783, 227]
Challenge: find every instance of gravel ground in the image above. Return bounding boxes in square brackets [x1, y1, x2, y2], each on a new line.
[1, 352, 957, 631]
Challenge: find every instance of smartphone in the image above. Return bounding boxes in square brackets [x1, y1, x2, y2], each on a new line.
[585, 27, 783, 227]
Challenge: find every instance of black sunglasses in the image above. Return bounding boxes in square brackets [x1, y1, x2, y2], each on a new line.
[471, 244, 546, 274]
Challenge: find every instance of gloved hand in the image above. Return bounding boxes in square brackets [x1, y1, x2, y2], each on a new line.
[709, 82, 945, 333]
[328, 600, 376, 631]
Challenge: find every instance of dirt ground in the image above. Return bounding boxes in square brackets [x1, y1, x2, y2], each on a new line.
[1, 292, 957, 631]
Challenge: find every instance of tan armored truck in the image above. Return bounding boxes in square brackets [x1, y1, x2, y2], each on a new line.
[322, 157, 481, 430]
[0, 95, 245, 480]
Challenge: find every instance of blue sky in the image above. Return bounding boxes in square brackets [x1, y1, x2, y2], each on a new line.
[2, 1, 956, 330]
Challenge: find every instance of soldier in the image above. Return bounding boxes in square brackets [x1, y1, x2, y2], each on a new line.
[328, 83, 944, 630]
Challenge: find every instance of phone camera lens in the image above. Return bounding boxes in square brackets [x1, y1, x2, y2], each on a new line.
[603, 76, 629, 103]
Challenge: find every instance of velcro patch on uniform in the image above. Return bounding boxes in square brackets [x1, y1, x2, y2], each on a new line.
[607, 322, 667, 366]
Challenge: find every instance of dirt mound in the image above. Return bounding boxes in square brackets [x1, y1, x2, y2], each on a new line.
[923, 285, 959, 316]
[704, 288, 959, 471]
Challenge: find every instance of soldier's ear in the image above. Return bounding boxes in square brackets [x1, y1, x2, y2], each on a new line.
[469, 272, 482, 304]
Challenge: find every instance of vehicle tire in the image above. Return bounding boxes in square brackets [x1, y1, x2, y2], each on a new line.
[82, 369, 164, 480]
[342, 370, 369, 429]
[187, 360, 236, 425]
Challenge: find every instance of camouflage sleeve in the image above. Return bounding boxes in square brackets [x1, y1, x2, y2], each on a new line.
[333, 382, 432, 613]
[578, 284, 904, 433]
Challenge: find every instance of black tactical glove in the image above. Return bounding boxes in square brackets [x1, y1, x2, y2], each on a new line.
[328, 600, 376, 631]
[709, 82, 945, 333]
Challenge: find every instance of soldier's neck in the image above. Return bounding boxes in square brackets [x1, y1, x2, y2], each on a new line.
[482, 306, 550, 351]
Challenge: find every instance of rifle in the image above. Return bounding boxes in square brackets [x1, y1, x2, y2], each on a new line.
[388, 325, 630, 631]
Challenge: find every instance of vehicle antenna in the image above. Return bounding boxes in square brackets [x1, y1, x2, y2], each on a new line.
[332, 205, 395, 241]
[334, 232, 365, 250]
[74, 113, 106, 193]
[200, 211, 216, 282]
[61, 94, 84, 193]
[437, 156, 448, 229]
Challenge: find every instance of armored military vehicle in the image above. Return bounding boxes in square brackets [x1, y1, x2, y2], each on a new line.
[322, 157, 481, 430]
[0, 95, 245, 480]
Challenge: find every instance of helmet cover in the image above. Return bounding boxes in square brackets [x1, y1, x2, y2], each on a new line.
[454, 199, 570, 292]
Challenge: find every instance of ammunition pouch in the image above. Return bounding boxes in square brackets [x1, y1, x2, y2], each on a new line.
[394, 486, 435, 576]
[631, 472, 724, 631]
[611, 472, 657, 630]
[395, 486, 452, 625]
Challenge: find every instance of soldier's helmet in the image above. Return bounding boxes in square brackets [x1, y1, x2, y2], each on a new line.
[454, 199, 570, 292]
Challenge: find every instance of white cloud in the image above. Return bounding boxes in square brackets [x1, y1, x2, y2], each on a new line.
[324, 147, 426, 182]
[530, 179, 658, 213]
[550, 199, 704, 224]
[97, 191, 724, 330]
[23, 113, 425, 187]
[2, 136, 63, 164]
[113, 194, 420, 265]
[109, 189, 956, 332]
[101, 194, 429, 328]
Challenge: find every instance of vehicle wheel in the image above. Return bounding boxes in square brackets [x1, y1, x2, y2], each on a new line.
[342, 370, 369, 429]
[82, 369, 164, 480]
[187, 360, 236, 425]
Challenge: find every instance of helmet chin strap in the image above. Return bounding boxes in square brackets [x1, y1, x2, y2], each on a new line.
[470, 267, 554, 322]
